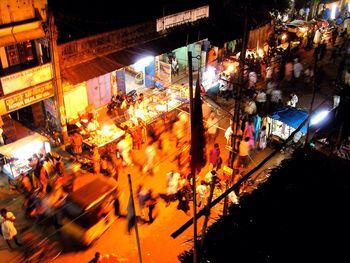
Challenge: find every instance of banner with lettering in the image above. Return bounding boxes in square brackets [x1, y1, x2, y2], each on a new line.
[0, 63, 52, 95]
[0, 81, 54, 115]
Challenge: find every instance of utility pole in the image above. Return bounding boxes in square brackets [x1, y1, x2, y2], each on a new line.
[47, 12, 69, 147]
[225, 4, 249, 216]
[228, 5, 249, 167]
[188, 51, 197, 263]
[305, 43, 319, 146]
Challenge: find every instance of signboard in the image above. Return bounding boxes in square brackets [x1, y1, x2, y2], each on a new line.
[158, 61, 171, 86]
[156, 5, 209, 32]
[0, 63, 52, 95]
[0, 81, 54, 114]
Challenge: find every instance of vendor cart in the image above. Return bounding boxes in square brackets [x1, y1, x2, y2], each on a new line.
[268, 106, 308, 144]
[0, 133, 50, 179]
[82, 124, 125, 149]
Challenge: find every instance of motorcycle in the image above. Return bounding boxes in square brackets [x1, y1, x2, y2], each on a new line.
[107, 94, 123, 115]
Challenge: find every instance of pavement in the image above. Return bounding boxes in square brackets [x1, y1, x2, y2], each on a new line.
[0, 34, 343, 262]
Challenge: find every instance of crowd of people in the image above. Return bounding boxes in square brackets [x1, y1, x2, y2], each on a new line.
[3, 10, 350, 259]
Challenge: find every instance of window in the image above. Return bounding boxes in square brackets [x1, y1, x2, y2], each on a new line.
[5, 41, 35, 67]
[5, 45, 20, 66]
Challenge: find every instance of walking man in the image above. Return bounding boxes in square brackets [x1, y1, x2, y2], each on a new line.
[0, 208, 22, 249]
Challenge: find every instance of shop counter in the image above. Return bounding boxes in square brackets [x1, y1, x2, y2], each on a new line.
[2, 160, 32, 179]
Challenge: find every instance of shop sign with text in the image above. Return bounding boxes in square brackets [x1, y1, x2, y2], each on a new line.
[0, 63, 52, 95]
[1, 81, 54, 114]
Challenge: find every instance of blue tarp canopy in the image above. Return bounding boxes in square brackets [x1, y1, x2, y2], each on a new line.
[270, 107, 308, 134]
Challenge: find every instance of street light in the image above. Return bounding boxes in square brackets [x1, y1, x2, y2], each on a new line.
[310, 110, 330, 126]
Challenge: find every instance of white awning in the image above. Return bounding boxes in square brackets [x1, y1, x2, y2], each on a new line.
[0, 132, 49, 159]
[0, 21, 45, 46]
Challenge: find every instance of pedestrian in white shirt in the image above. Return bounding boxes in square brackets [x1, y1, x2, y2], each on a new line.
[265, 65, 273, 82]
[293, 58, 304, 79]
[196, 180, 208, 209]
[1, 208, 22, 249]
[142, 141, 156, 175]
[287, 93, 298, 107]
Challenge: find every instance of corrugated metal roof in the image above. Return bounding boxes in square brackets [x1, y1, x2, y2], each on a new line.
[61, 24, 209, 85]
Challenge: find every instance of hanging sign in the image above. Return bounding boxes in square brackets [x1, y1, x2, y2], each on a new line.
[1, 81, 54, 114]
[0, 63, 52, 95]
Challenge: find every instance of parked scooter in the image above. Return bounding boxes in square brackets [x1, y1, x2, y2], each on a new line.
[107, 94, 124, 115]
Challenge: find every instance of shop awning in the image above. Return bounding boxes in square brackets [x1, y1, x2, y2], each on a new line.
[61, 24, 209, 85]
[0, 20, 45, 47]
[60, 56, 123, 86]
[0, 132, 48, 158]
[270, 107, 308, 134]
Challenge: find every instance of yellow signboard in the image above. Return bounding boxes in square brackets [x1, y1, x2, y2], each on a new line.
[0, 81, 54, 115]
[0, 63, 52, 95]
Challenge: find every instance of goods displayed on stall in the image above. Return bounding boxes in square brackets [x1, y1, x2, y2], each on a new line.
[0, 133, 50, 179]
[83, 124, 125, 148]
[121, 84, 189, 127]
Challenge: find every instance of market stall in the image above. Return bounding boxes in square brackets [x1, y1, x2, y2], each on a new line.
[0, 133, 50, 179]
[83, 124, 125, 148]
[268, 106, 308, 141]
[120, 83, 189, 128]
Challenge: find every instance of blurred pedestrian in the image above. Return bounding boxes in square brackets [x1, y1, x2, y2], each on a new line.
[209, 143, 222, 171]
[70, 131, 83, 158]
[235, 136, 251, 169]
[206, 112, 219, 144]
[287, 92, 298, 107]
[91, 146, 101, 174]
[144, 189, 157, 224]
[284, 59, 293, 82]
[142, 141, 156, 176]
[88, 252, 101, 263]
[258, 126, 267, 150]
[196, 180, 208, 209]
[136, 184, 150, 220]
[304, 65, 314, 88]
[293, 58, 303, 80]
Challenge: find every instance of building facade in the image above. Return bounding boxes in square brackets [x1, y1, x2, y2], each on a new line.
[0, 0, 58, 143]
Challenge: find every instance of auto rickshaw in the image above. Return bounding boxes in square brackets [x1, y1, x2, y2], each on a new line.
[60, 176, 118, 246]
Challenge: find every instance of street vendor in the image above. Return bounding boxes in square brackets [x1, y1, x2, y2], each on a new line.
[86, 117, 100, 136]
[70, 131, 84, 158]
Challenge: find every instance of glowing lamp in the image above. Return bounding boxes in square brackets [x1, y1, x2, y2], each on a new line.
[281, 34, 287, 41]
[310, 110, 329, 125]
[134, 56, 154, 71]
[331, 4, 337, 20]
[203, 66, 216, 84]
